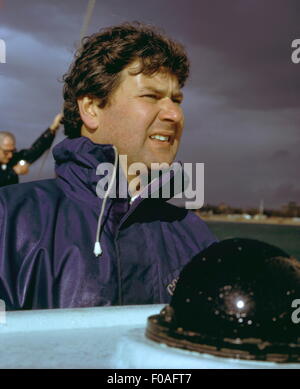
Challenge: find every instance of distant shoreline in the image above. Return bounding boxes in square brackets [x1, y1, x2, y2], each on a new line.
[196, 213, 300, 227]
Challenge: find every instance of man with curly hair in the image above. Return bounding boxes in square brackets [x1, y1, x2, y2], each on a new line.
[0, 23, 216, 310]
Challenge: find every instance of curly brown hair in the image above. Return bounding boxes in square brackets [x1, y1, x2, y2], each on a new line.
[63, 22, 190, 138]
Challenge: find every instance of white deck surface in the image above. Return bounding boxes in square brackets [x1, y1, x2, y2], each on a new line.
[0, 304, 299, 369]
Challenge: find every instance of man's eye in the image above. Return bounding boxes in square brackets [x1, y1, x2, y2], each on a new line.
[142, 94, 159, 99]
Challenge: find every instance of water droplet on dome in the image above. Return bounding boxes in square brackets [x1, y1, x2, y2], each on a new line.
[236, 300, 245, 309]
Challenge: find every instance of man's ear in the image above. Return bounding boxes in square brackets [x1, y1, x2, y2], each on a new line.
[77, 96, 101, 130]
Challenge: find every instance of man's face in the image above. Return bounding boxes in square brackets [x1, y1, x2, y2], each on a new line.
[92, 62, 184, 170]
[0, 136, 15, 164]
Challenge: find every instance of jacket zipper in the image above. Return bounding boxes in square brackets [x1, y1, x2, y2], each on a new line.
[114, 230, 122, 305]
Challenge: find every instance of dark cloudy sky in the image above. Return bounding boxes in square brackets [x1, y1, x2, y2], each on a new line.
[0, 0, 299, 209]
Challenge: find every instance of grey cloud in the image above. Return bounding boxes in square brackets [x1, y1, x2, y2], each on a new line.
[1, 0, 299, 208]
[270, 150, 290, 160]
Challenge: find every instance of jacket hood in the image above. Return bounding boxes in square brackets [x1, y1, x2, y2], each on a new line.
[53, 136, 116, 168]
[53, 136, 118, 207]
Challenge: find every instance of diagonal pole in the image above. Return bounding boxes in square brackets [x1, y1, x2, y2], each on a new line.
[79, 0, 97, 43]
[36, 0, 97, 180]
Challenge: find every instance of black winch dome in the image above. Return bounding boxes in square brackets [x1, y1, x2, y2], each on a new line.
[146, 238, 300, 362]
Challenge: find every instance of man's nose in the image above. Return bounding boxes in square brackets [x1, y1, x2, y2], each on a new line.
[158, 98, 184, 124]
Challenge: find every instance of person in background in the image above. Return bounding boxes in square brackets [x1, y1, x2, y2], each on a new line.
[0, 113, 63, 187]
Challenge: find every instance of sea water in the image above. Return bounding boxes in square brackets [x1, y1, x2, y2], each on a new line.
[206, 221, 300, 260]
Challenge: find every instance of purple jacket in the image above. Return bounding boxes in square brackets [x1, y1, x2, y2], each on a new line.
[0, 137, 217, 310]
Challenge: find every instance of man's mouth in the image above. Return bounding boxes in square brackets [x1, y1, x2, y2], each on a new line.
[149, 131, 176, 146]
[150, 134, 170, 142]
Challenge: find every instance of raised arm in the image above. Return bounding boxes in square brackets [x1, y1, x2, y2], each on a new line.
[17, 113, 63, 164]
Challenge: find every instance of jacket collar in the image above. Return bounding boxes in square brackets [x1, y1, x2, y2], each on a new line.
[53, 136, 186, 208]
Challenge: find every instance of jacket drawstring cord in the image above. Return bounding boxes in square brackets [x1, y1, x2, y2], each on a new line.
[93, 145, 118, 257]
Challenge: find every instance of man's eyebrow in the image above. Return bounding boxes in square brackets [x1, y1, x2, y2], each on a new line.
[139, 86, 184, 99]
